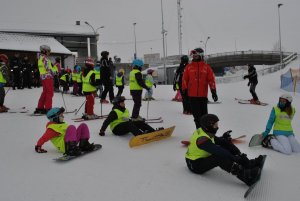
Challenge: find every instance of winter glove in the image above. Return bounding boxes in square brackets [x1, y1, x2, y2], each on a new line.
[222, 130, 232, 142]
[247, 82, 250, 86]
[35, 145, 47, 153]
[99, 130, 105, 136]
[154, 83, 157, 88]
[211, 89, 218, 102]
[243, 75, 247, 80]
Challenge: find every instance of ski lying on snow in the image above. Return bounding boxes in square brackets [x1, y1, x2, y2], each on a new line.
[54, 144, 102, 162]
[72, 115, 108, 122]
[145, 119, 163, 124]
[181, 135, 246, 146]
[28, 109, 78, 116]
[145, 117, 162, 121]
[7, 107, 29, 113]
[65, 109, 77, 114]
[234, 98, 268, 106]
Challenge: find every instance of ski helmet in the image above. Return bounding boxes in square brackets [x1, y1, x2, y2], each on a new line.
[112, 96, 126, 105]
[85, 57, 94, 67]
[46, 107, 65, 122]
[101, 51, 109, 57]
[200, 114, 219, 134]
[76, 65, 81, 72]
[181, 55, 189, 63]
[280, 93, 293, 103]
[147, 69, 154, 74]
[132, 59, 144, 67]
[40, 45, 51, 54]
[190, 48, 204, 60]
[0, 54, 8, 64]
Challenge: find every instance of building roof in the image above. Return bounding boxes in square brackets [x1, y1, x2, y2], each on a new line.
[0, 32, 72, 55]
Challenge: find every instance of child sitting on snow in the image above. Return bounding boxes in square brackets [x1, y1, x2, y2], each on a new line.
[35, 107, 95, 156]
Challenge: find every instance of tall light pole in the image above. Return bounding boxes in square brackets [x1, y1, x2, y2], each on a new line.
[177, 0, 183, 56]
[133, 22, 137, 59]
[161, 0, 167, 84]
[204, 36, 210, 54]
[277, 3, 283, 73]
[85, 21, 104, 59]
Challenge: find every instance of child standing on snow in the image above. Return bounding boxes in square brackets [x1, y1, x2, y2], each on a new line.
[185, 114, 264, 186]
[143, 69, 156, 101]
[34, 107, 95, 156]
[243, 64, 259, 104]
[261, 93, 300, 154]
[115, 69, 125, 97]
[0, 54, 9, 113]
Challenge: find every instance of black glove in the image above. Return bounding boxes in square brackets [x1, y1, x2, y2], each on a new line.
[247, 82, 250, 86]
[211, 89, 218, 102]
[154, 83, 157, 88]
[243, 75, 247, 80]
[173, 84, 176, 91]
[35, 145, 47, 153]
[222, 130, 232, 142]
[99, 130, 105, 136]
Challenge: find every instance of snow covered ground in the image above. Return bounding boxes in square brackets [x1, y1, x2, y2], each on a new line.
[1, 59, 300, 201]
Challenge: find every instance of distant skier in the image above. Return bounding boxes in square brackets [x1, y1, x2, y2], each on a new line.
[182, 48, 218, 128]
[34, 45, 54, 114]
[129, 59, 150, 121]
[185, 114, 264, 186]
[52, 57, 61, 92]
[243, 64, 259, 104]
[115, 69, 125, 97]
[261, 94, 300, 154]
[100, 51, 114, 103]
[0, 54, 9, 113]
[10, 52, 22, 90]
[99, 96, 155, 136]
[81, 57, 98, 120]
[173, 55, 191, 114]
[143, 69, 156, 101]
[94, 61, 103, 98]
[34, 107, 95, 156]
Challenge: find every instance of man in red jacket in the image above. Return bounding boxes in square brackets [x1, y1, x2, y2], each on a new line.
[182, 48, 218, 128]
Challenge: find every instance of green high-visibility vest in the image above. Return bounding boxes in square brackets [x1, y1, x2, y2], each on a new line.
[115, 75, 123, 86]
[110, 108, 130, 131]
[72, 72, 77, 81]
[47, 122, 68, 153]
[0, 64, 6, 83]
[273, 106, 295, 132]
[185, 128, 215, 160]
[38, 55, 52, 75]
[82, 70, 96, 92]
[94, 70, 100, 80]
[77, 72, 82, 83]
[60, 73, 67, 82]
[129, 69, 143, 90]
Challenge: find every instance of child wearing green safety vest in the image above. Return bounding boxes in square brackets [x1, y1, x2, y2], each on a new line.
[59, 68, 70, 93]
[35, 107, 95, 156]
[115, 69, 125, 97]
[0, 54, 9, 113]
[143, 69, 156, 101]
[261, 93, 300, 154]
[99, 96, 155, 136]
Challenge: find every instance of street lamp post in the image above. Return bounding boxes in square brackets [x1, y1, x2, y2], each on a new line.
[277, 3, 283, 73]
[85, 21, 104, 59]
[204, 36, 210, 54]
[133, 22, 137, 59]
[161, 0, 167, 84]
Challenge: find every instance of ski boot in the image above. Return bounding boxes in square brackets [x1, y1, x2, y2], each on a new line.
[231, 163, 261, 186]
[79, 139, 95, 152]
[239, 153, 265, 168]
[65, 141, 81, 156]
[262, 135, 275, 148]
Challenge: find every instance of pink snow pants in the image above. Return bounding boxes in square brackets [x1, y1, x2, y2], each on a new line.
[64, 123, 90, 143]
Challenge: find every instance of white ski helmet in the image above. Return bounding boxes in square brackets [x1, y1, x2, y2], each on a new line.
[280, 93, 293, 102]
[40, 45, 51, 54]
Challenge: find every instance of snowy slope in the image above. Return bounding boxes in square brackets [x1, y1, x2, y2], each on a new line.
[1, 61, 300, 201]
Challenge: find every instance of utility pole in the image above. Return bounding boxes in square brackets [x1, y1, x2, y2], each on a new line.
[177, 0, 183, 56]
[161, 0, 167, 84]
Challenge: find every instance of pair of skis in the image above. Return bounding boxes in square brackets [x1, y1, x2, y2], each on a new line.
[28, 109, 77, 116]
[181, 134, 246, 146]
[235, 98, 268, 106]
[72, 116, 163, 123]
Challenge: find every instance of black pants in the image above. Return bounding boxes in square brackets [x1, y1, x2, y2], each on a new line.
[112, 121, 155, 136]
[116, 86, 124, 97]
[180, 89, 191, 113]
[78, 83, 83, 95]
[186, 155, 233, 174]
[249, 82, 258, 100]
[53, 75, 60, 91]
[0, 86, 5, 106]
[22, 71, 32, 88]
[131, 90, 142, 118]
[60, 80, 69, 92]
[189, 97, 208, 129]
[101, 83, 114, 102]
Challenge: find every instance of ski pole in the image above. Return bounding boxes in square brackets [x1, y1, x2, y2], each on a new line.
[146, 98, 150, 120]
[100, 99, 103, 116]
[75, 99, 86, 115]
[5, 87, 11, 96]
[61, 92, 68, 112]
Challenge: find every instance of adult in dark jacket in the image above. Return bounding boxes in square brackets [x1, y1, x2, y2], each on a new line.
[173, 55, 191, 114]
[100, 51, 114, 103]
[129, 59, 150, 121]
[99, 96, 155, 136]
[10, 52, 22, 90]
[185, 114, 264, 186]
[21, 56, 33, 89]
[243, 64, 259, 104]
[182, 48, 218, 129]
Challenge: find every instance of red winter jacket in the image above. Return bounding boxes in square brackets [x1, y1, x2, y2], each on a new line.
[182, 61, 216, 97]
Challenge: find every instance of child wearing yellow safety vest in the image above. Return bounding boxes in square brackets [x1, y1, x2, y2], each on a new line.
[0, 54, 9, 113]
[143, 69, 156, 101]
[115, 69, 125, 97]
[35, 107, 95, 156]
[82, 58, 98, 120]
[99, 96, 155, 136]
[261, 93, 300, 154]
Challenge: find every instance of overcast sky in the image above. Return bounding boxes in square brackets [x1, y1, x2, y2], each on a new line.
[1, 0, 300, 62]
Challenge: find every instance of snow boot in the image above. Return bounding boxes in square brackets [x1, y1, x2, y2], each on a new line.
[262, 135, 275, 148]
[34, 108, 47, 114]
[82, 114, 98, 120]
[65, 141, 81, 156]
[79, 139, 95, 152]
[239, 153, 264, 168]
[0, 106, 8, 113]
[231, 163, 261, 186]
